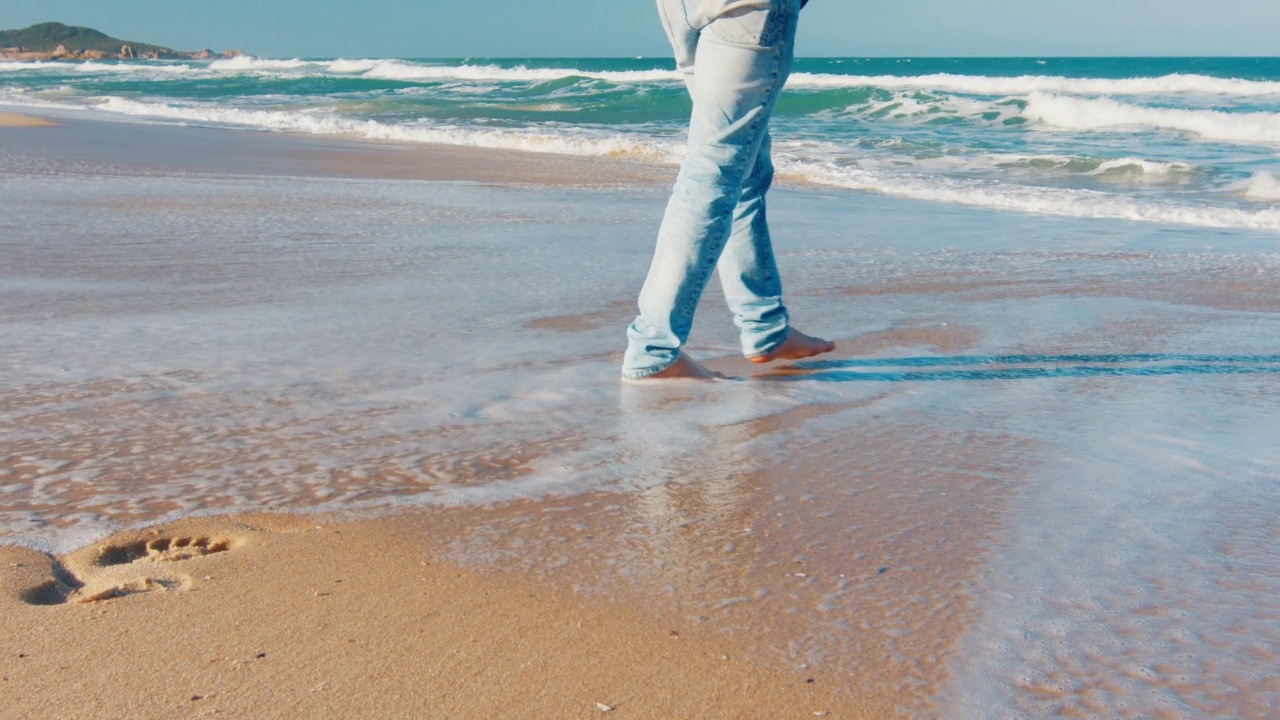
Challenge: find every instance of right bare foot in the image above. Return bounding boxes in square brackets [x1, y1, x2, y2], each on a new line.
[628, 353, 724, 381]
[747, 329, 836, 364]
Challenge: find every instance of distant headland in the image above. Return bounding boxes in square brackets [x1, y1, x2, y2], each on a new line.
[0, 22, 244, 61]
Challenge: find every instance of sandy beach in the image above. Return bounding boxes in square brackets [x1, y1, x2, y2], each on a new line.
[1, 514, 868, 718]
[0, 111, 57, 127]
[4, 108, 1280, 718]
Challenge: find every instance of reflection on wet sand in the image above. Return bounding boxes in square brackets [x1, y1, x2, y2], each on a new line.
[524, 300, 636, 332]
[414, 390, 1030, 717]
[805, 256, 1280, 313]
[0, 372, 595, 539]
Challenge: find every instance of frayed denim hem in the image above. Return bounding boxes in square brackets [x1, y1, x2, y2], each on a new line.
[620, 355, 680, 380]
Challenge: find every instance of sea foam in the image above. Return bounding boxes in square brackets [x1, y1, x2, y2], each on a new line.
[842, 90, 1280, 148]
[0, 60, 197, 75]
[207, 56, 314, 71]
[785, 161, 1280, 231]
[11, 57, 1280, 99]
[356, 60, 678, 84]
[90, 96, 679, 160]
[1245, 171, 1280, 201]
[7, 54, 1280, 232]
[790, 72, 1280, 97]
[196, 56, 682, 83]
[9, 92, 1274, 231]
[1024, 93, 1280, 145]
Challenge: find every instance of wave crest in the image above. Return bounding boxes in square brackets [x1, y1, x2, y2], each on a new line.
[357, 60, 678, 84]
[49, 94, 1280, 232]
[790, 72, 1280, 97]
[86, 96, 679, 160]
[9, 57, 1279, 99]
[207, 56, 313, 71]
[1024, 93, 1280, 145]
[791, 163, 1280, 231]
[1245, 172, 1280, 201]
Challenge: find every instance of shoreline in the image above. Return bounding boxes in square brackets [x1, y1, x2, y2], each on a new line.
[0, 104, 675, 188]
[0, 102, 826, 193]
[1, 326, 1019, 719]
[3, 370, 1015, 720]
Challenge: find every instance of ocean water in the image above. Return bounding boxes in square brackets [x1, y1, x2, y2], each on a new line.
[4, 57, 1280, 717]
[3, 56, 1280, 228]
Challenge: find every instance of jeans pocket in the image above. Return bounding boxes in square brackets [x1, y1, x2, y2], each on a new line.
[703, 0, 796, 49]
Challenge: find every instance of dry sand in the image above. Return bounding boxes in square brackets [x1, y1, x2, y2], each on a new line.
[0, 112, 58, 128]
[1, 514, 864, 719]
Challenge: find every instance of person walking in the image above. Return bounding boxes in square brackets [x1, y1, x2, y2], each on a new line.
[622, 0, 834, 380]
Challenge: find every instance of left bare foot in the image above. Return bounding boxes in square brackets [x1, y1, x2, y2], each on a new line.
[625, 353, 725, 381]
[747, 329, 835, 364]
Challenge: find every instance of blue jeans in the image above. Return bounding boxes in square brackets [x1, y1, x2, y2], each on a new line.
[622, 0, 800, 379]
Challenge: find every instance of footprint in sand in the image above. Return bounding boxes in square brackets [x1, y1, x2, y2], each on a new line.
[17, 535, 238, 606]
[98, 536, 233, 565]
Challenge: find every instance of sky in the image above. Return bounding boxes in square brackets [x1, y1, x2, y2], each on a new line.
[5, 0, 1280, 58]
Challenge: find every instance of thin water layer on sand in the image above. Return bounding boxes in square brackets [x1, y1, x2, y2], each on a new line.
[3, 117, 1280, 716]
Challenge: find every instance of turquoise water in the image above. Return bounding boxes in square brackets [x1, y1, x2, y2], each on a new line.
[3, 56, 1280, 230]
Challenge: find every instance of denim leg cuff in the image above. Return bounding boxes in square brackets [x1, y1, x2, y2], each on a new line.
[743, 325, 790, 361]
[621, 354, 680, 380]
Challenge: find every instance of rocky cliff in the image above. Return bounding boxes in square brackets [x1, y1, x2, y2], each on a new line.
[0, 22, 243, 60]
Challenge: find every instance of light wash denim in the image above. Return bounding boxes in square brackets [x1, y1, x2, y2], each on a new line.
[622, 0, 801, 379]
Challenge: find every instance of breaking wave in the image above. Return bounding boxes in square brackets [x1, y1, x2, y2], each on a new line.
[87, 96, 679, 160]
[790, 163, 1280, 231]
[5, 54, 1279, 232]
[1024, 93, 1280, 145]
[7, 58, 1280, 98]
[1245, 171, 1280, 201]
[206, 56, 313, 71]
[789, 72, 1280, 97]
[15, 94, 1270, 231]
[356, 60, 678, 84]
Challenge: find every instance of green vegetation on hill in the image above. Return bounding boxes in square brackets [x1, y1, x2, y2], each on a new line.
[0, 22, 170, 53]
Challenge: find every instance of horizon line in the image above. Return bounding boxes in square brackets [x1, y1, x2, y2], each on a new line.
[250, 54, 1280, 60]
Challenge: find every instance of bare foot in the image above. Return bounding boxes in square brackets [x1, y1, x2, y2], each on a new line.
[747, 329, 836, 364]
[628, 353, 725, 381]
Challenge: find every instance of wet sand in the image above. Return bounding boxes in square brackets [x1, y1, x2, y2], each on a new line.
[0, 326, 1007, 719]
[5, 109, 1280, 718]
[0, 110, 992, 719]
[0, 106, 667, 186]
